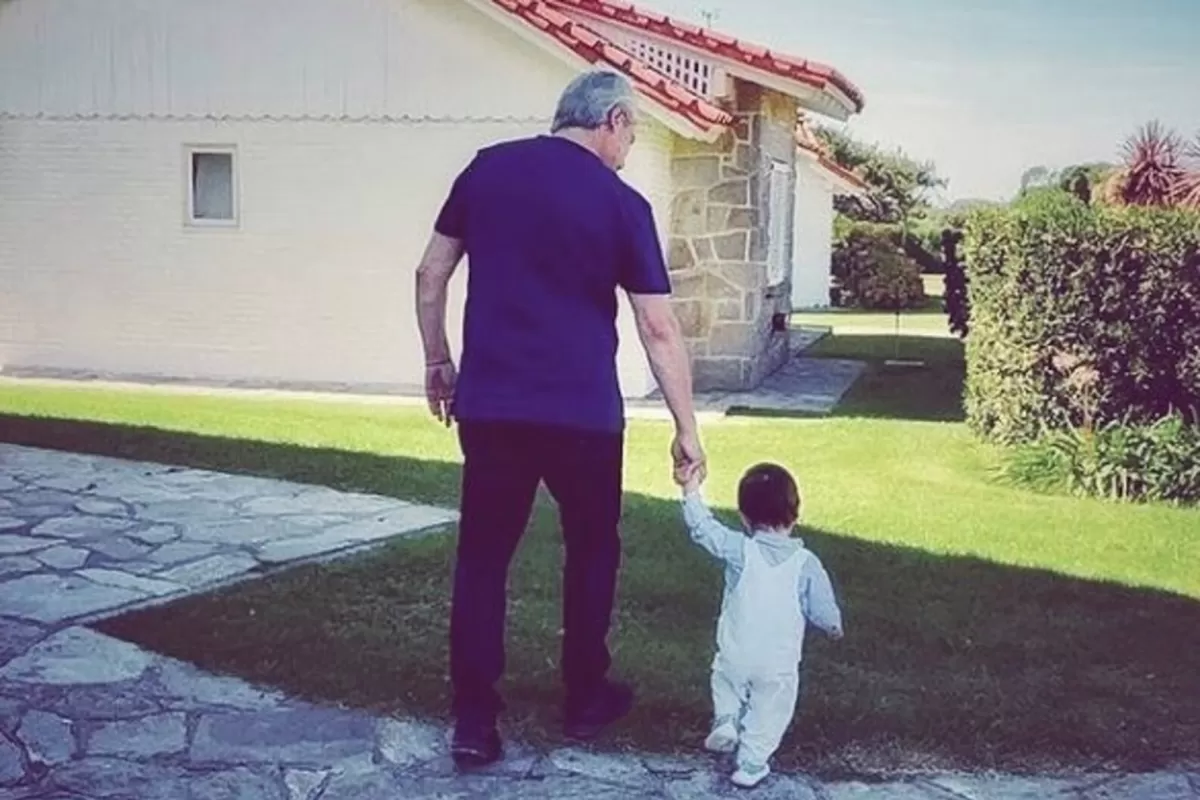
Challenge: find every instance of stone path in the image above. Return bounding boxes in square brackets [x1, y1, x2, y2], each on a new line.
[1, 445, 1195, 799]
[630, 328, 866, 419]
[707, 356, 865, 416]
[0, 446, 458, 627]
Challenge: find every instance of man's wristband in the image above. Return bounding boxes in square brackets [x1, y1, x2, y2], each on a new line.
[426, 358, 453, 368]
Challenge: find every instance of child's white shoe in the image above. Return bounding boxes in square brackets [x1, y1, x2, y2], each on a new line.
[731, 763, 770, 789]
[703, 721, 738, 754]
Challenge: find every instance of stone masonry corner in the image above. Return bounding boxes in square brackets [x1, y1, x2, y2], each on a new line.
[668, 80, 800, 392]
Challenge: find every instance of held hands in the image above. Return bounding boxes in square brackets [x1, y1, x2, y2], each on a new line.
[681, 467, 704, 495]
[424, 359, 457, 427]
[671, 428, 707, 490]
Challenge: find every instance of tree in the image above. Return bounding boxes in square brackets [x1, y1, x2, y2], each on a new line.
[942, 227, 969, 339]
[1056, 162, 1115, 205]
[1019, 165, 1055, 195]
[814, 126, 946, 228]
[945, 198, 1002, 216]
[1015, 163, 1117, 206]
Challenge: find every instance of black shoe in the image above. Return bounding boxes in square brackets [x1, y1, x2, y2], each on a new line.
[451, 721, 502, 770]
[563, 680, 635, 741]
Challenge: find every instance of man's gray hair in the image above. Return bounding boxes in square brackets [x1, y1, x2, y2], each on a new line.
[551, 70, 638, 133]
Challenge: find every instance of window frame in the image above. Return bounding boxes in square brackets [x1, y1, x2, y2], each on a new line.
[184, 144, 240, 229]
[765, 159, 794, 287]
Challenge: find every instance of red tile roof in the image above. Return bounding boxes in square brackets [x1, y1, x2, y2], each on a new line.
[796, 118, 868, 191]
[794, 117, 826, 156]
[490, 0, 733, 135]
[547, 0, 865, 113]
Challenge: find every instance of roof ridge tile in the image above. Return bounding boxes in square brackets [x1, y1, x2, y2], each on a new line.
[485, 0, 733, 133]
[546, 0, 864, 111]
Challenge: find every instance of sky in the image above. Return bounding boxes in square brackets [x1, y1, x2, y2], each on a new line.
[639, 0, 1200, 202]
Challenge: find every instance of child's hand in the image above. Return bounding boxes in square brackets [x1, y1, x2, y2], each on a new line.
[682, 463, 704, 495]
[829, 627, 844, 641]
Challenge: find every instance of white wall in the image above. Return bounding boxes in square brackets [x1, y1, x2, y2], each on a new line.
[791, 158, 836, 310]
[0, 117, 545, 388]
[0, 0, 570, 388]
[0, 0, 676, 397]
[0, 0, 572, 121]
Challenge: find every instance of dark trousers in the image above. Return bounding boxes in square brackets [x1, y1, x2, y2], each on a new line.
[450, 420, 624, 725]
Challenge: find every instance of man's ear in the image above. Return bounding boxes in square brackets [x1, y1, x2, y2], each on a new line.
[607, 105, 631, 131]
[603, 106, 621, 132]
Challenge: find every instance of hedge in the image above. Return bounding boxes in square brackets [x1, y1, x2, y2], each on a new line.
[831, 221, 926, 310]
[962, 193, 1200, 443]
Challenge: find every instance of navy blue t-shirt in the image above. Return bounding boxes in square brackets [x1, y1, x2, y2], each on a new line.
[434, 135, 671, 433]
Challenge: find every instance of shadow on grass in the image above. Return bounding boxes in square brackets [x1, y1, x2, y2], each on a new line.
[3, 416, 1198, 777]
[725, 407, 826, 421]
[805, 334, 967, 424]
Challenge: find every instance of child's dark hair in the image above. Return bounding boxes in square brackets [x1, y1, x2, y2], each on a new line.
[737, 463, 801, 530]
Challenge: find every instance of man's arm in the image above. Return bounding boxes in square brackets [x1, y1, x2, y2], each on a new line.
[618, 190, 705, 483]
[415, 231, 465, 366]
[419, 157, 472, 369]
[416, 231, 464, 425]
[629, 293, 696, 437]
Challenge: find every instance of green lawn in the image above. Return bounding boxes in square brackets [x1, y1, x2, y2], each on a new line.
[793, 307, 951, 338]
[792, 275, 954, 339]
[809, 334, 968, 424]
[1, 354, 1197, 777]
[791, 277, 965, 423]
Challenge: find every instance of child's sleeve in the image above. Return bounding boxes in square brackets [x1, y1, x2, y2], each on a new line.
[681, 489, 744, 564]
[799, 556, 844, 637]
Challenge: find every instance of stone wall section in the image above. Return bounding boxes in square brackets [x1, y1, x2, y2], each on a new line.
[666, 81, 799, 391]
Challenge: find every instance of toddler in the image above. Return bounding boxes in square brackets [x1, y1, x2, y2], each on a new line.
[681, 462, 844, 788]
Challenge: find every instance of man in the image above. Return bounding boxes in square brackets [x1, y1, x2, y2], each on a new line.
[415, 70, 705, 768]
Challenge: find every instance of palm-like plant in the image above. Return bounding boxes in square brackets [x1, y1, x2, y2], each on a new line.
[1119, 121, 1184, 206]
[1171, 133, 1200, 210]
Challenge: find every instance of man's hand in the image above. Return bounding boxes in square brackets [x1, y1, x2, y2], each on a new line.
[671, 429, 706, 487]
[425, 360, 457, 427]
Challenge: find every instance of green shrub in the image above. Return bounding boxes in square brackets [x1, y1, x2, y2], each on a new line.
[962, 196, 1200, 443]
[906, 216, 949, 274]
[941, 226, 968, 339]
[831, 222, 926, 310]
[1011, 185, 1081, 212]
[1002, 413, 1200, 505]
[902, 236, 946, 276]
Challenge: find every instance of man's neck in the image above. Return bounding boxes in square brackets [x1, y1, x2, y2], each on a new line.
[554, 128, 607, 165]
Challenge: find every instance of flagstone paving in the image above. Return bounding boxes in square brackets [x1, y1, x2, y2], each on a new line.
[0, 444, 1194, 798]
[628, 328, 866, 420]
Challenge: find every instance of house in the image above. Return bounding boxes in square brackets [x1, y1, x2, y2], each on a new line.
[792, 116, 869, 311]
[0, 0, 866, 398]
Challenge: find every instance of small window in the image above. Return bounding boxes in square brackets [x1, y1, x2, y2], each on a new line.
[186, 147, 237, 226]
